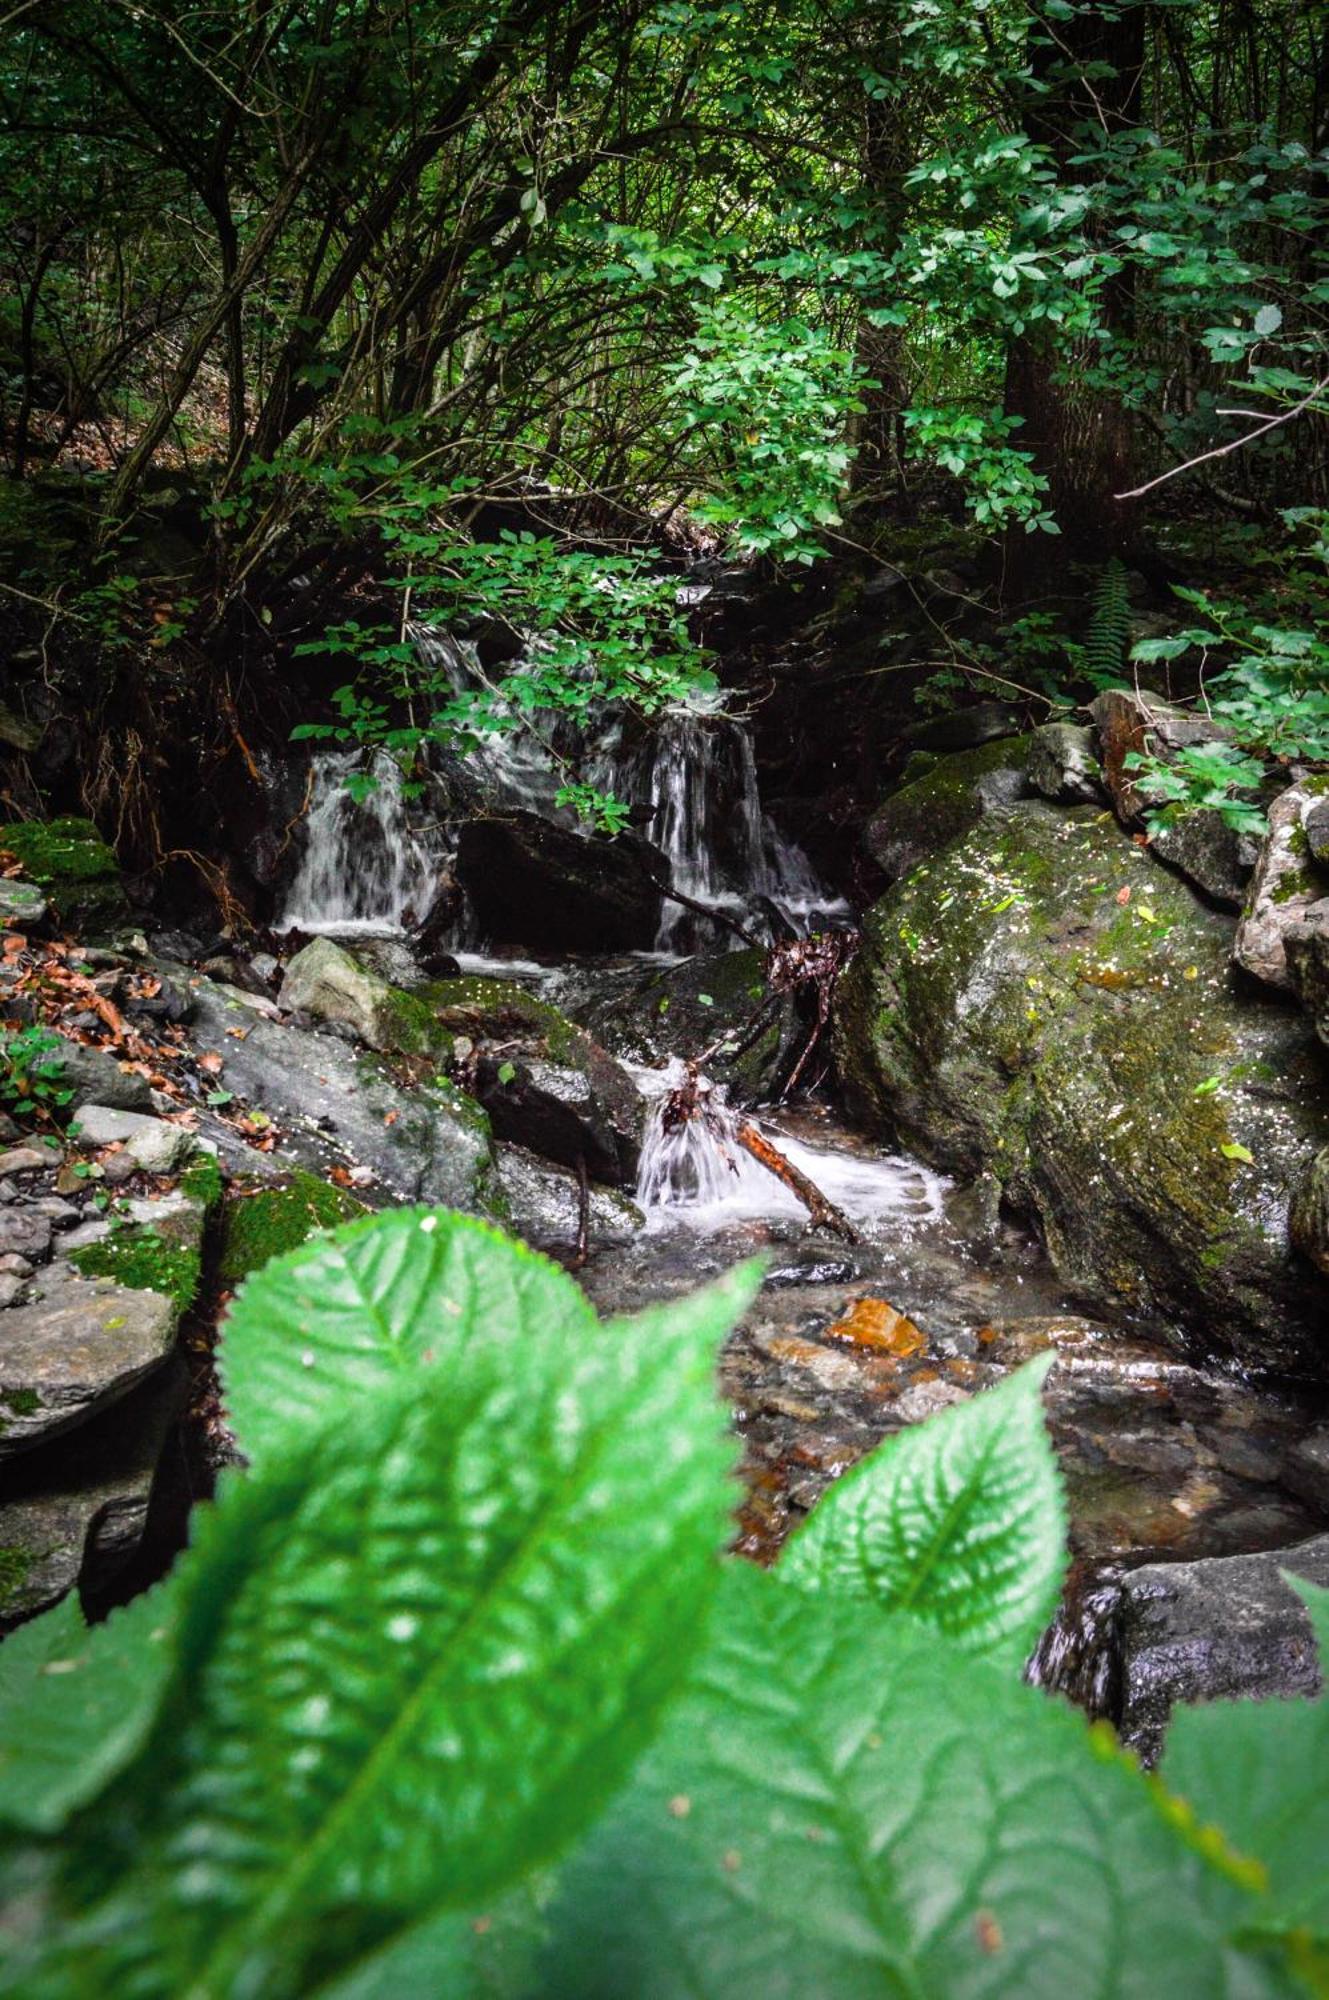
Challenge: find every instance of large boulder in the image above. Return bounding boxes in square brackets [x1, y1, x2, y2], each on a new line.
[863, 736, 1029, 883]
[0, 816, 127, 931]
[425, 976, 644, 1184]
[1113, 1534, 1329, 1762]
[456, 811, 667, 952]
[835, 797, 1329, 1373]
[1234, 781, 1329, 990]
[278, 937, 453, 1056]
[190, 981, 496, 1212]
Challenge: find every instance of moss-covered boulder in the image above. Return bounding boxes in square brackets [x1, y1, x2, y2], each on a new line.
[422, 975, 645, 1184]
[568, 945, 803, 1105]
[835, 799, 1329, 1374]
[218, 1169, 368, 1287]
[864, 736, 1030, 883]
[278, 937, 453, 1058]
[0, 816, 127, 931]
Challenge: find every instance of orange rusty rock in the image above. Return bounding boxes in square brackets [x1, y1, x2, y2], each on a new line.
[826, 1295, 927, 1356]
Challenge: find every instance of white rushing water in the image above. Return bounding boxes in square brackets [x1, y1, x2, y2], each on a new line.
[280, 624, 844, 946]
[631, 1058, 947, 1235]
[280, 749, 447, 934]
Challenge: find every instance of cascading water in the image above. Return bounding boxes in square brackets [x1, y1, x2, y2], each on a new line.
[279, 623, 843, 945]
[280, 749, 446, 935]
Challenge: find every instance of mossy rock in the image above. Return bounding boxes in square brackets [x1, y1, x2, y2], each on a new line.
[864, 736, 1031, 883]
[835, 800, 1329, 1374]
[219, 1170, 369, 1287]
[0, 816, 127, 930]
[69, 1223, 200, 1318]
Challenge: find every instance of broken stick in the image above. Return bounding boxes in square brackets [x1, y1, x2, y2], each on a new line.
[735, 1119, 862, 1243]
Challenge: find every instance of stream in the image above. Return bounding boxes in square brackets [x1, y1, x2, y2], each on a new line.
[273, 645, 1329, 1716]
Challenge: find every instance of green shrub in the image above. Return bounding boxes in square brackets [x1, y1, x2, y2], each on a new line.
[0, 1024, 74, 1122]
[0, 1208, 1322, 1996]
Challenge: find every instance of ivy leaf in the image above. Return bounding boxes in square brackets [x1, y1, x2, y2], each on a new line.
[780, 1356, 1065, 1668]
[540, 1565, 1290, 1998]
[219, 1207, 597, 1462]
[1160, 1576, 1329, 1945]
[0, 1580, 179, 1835]
[33, 1252, 762, 1998]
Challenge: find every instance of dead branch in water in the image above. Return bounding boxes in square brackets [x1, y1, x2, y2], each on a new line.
[735, 1119, 863, 1243]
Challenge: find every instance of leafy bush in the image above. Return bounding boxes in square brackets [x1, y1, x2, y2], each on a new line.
[0, 1024, 74, 1121]
[0, 1207, 1324, 1996]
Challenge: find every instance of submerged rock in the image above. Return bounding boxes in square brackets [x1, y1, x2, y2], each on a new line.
[1114, 1534, 1329, 1762]
[1234, 781, 1329, 990]
[835, 797, 1329, 1373]
[456, 810, 667, 952]
[864, 735, 1029, 883]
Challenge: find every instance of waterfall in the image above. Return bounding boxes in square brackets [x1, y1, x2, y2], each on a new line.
[279, 749, 445, 935]
[280, 625, 843, 946]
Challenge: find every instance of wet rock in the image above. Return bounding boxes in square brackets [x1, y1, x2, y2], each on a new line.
[0, 816, 128, 932]
[0, 1363, 183, 1625]
[1234, 782, 1329, 990]
[1291, 1147, 1329, 1276]
[835, 800, 1329, 1373]
[47, 1036, 155, 1111]
[570, 946, 804, 1105]
[1090, 689, 1231, 826]
[422, 975, 644, 1183]
[1115, 1535, 1329, 1762]
[1287, 922, 1329, 1044]
[190, 981, 495, 1211]
[279, 937, 451, 1058]
[864, 737, 1030, 883]
[766, 1256, 862, 1289]
[71, 1105, 195, 1176]
[1151, 809, 1260, 911]
[494, 1144, 645, 1250]
[0, 881, 46, 926]
[1283, 1427, 1329, 1512]
[456, 810, 667, 952]
[0, 1211, 52, 1262]
[1026, 723, 1103, 806]
[0, 1259, 178, 1458]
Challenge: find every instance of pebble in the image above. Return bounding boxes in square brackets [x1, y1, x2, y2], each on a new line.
[101, 1153, 139, 1187]
[0, 1211, 52, 1261]
[0, 1145, 56, 1176]
[29, 1197, 82, 1229]
[0, 1252, 34, 1277]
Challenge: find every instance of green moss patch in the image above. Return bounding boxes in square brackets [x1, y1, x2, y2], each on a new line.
[0, 816, 119, 885]
[0, 1545, 34, 1613]
[70, 1225, 200, 1316]
[219, 1170, 368, 1287]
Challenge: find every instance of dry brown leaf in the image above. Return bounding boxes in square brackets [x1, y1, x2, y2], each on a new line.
[198, 1051, 224, 1073]
[1115, 885, 1131, 905]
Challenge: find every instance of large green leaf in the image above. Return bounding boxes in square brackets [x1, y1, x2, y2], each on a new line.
[219, 1206, 598, 1462]
[25, 1258, 761, 1998]
[313, 1882, 547, 2000]
[780, 1354, 1065, 1668]
[1161, 1577, 1329, 1948]
[540, 1564, 1293, 1999]
[0, 1580, 178, 1835]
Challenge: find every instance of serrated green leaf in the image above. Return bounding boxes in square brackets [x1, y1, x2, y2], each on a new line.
[541, 1565, 1293, 1998]
[0, 1581, 179, 1834]
[780, 1355, 1066, 1668]
[32, 1256, 761, 1998]
[220, 1207, 597, 1462]
[1161, 1574, 1329, 1945]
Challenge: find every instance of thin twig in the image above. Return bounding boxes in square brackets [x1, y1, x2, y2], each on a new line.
[1116, 378, 1328, 501]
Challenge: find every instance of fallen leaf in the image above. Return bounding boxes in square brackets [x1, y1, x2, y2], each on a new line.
[826, 1296, 927, 1357]
[1115, 885, 1131, 906]
[198, 1051, 224, 1073]
[383, 1110, 399, 1126]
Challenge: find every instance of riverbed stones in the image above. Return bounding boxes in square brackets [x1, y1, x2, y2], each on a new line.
[456, 810, 667, 952]
[47, 1037, 155, 1111]
[835, 796, 1329, 1373]
[71, 1105, 195, 1175]
[0, 1258, 179, 1457]
[1114, 1534, 1329, 1761]
[864, 735, 1030, 883]
[1234, 781, 1329, 990]
[494, 1144, 645, 1249]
